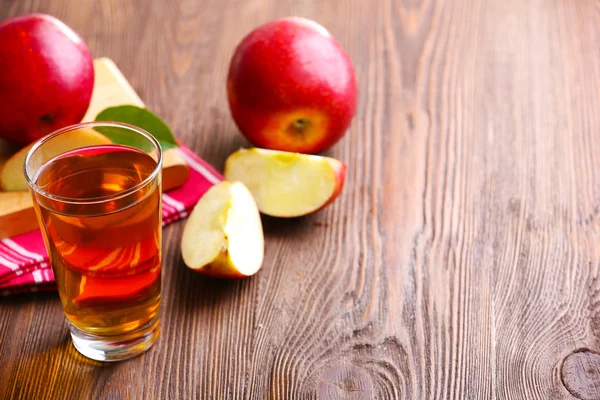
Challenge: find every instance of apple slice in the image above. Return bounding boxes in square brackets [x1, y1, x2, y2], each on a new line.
[181, 181, 264, 278]
[224, 148, 346, 217]
[0, 127, 111, 191]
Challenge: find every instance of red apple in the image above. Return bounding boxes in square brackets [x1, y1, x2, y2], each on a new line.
[227, 17, 357, 154]
[0, 14, 94, 145]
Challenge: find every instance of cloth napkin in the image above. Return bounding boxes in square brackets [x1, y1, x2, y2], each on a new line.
[0, 145, 222, 296]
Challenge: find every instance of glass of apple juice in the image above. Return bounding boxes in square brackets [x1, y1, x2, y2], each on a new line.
[24, 122, 163, 362]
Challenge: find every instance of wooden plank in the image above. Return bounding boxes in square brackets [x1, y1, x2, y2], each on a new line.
[0, 192, 38, 239]
[1, 0, 599, 399]
[82, 58, 145, 121]
[0, 58, 190, 239]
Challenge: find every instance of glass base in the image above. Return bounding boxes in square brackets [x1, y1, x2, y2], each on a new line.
[69, 316, 160, 362]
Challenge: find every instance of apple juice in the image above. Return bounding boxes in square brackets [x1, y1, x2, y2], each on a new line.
[31, 145, 162, 336]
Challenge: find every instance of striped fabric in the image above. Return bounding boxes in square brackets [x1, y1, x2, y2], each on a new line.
[0, 146, 222, 296]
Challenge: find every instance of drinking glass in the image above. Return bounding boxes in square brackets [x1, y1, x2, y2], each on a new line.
[24, 122, 163, 361]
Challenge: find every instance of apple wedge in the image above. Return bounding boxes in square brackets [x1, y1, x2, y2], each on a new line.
[224, 148, 346, 217]
[181, 181, 264, 278]
[0, 127, 111, 191]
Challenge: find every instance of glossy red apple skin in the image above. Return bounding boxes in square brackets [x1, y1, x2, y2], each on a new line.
[0, 14, 94, 145]
[227, 17, 357, 154]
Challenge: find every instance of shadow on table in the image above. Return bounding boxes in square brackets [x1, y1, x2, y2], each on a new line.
[168, 213, 315, 307]
[170, 255, 239, 312]
[260, 214, 314, 236]
[0, 290, 58, 305]
[0, 321, 118, 399]
[2, 290, 146, 368]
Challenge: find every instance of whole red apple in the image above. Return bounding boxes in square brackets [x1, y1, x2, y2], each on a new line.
[227, 17, 357, 154]
[0, 14, 94, 146]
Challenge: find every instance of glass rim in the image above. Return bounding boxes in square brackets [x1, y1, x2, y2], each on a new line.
[24, 121, 163, 206]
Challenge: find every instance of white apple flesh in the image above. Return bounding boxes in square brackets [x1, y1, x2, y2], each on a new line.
[181, 181, 264, 278]
[224, 148, 346, 218]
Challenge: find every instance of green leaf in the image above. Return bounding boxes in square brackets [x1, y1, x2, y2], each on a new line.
[95, 105, 178, 150]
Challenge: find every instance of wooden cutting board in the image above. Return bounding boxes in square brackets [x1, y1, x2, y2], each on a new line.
[0, 58, 190, 239]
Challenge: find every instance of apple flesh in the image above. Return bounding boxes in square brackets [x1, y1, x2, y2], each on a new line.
[181, 181, 264, 278]
[0, 127, 111, 191]
[224, 148, 346, 218]
[227, 17, 357, 154]
[0, 14, 94, 145]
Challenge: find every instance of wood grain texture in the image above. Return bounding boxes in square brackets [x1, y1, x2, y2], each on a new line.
[1, 0, 600, 398]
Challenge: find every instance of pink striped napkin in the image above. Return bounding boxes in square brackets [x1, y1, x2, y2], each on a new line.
[0, 145, 222, 296]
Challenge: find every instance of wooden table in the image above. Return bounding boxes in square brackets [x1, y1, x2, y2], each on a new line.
[2, 0, 600, 398]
